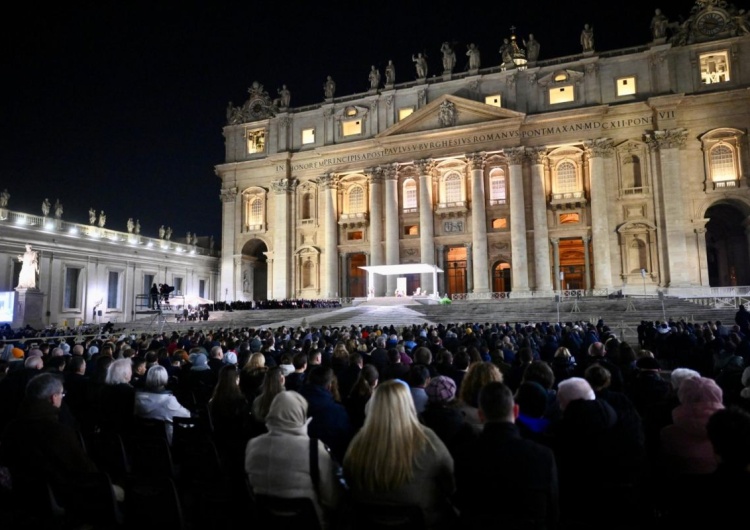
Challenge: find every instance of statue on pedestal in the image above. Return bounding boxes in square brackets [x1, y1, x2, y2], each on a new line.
[165, 227, 172, 240]
[54, 200, 63, 219]
[580, 24, 594, 52]
[98, 211, 106, 228]
[41, 198, 51, 217]
[159, 225, 166, 239]
[89, 208, 96, 224]
[412, 52, 428, 78]
[134, 219, 141, 235]
[385, 60, 396, 85]
[324, 76, 336, 99]
[466, 43, 481, 70]
[17, 244, 39, 289]
[524, 34, 540, 62]
[650, 8, 669, 40]
[0, 189, 9, 208]
[127, 218, 135, 233]
[440, 42, 456, 73]
[368, 65, 381, 89]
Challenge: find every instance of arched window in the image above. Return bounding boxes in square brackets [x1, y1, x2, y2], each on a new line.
[403, 179, 417, 210]
[628, 238, 648, 273]
[444, 173, 462, 203]
[302, 260, 314, 288]
[622, 155, 643, 189]
[242, 188, 266, 231]
[556, 161, 577, 194]
[710, 144, 736, 181]
[249, 198, 263, 225]
[348, 186, 365, 213]
[489, 168, 507, 205]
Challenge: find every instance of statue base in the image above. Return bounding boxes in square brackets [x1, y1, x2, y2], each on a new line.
[367, 88, 378, 95]
[583, 50, 596, 57]
[650, 37, 667, 46]
[442, 72, 453, 81]
[384, 83, 394, 90]
[467, 68, 479, 76]
[416, 78, 427, 85]
[12, 288, 45, 330]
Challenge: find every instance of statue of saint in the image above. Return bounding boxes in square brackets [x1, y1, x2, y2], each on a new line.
[440, 42, 456, 73]
[524, 34, 540, 62]
[650, 9, 669, 40]
[466, 43, 481, 70]
[165, 227, 173, 240]
[368, 65, 381, 89]
[98, 211, 106, 228]
[54, 200, 63, 219]
[134, 219, 141, 235]
[89, 208, 96, 224]
[324, 76, 336, 99]
[17, 244, 39, 289]
[127, 218, 135, 233]
[412, 52, 428, 78]
[277, 85, 291, 108]
[499, 38, 513, 66]
[41, 198, 51, 217]
[580, 24, 594, 52]
[0, 189, 9, 208]
[159, 225, 166, 239]
[385, 60, 396, 85]
[186, 232, 193, 245]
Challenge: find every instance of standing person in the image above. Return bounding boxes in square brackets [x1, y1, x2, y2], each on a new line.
[454, 381, 559, 529]
[343, 380, 457, 529]
[150, 283, 160, 310]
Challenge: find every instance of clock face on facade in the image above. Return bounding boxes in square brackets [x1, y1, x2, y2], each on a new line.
[696, 11, 728, 36]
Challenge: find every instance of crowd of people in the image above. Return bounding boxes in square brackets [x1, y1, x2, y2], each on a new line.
[1, 311, 750, 528]
[214, 298, 343, 311]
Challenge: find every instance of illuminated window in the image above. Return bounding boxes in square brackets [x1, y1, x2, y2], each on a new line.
[399, 108, 414, 120]
[64, 267, 82, 309]
[342, 120, 362, 136]
[445, 173, 462, 203]
[700, 51, 730, 84]
[173, 277, 183, 296]
[550, 85, 574, 104]
[346, 107, 358, 117]
[107, 271, 121, 309]
[489, 168, 507, 205]
[554, 73, 567, 82]
[404, 225, 419, 236]
[559, 213, 580, 224]
[250, 198, 263, 224]
[243, 188, 266, 231]
[347, 231, 363, 241]
[555, 161, 578, 193]
[348, 186, 365, 213]
[492, 218, 508, 229]
[710, 144, 736, 181]
[616, 76, 636, 96]
[302, 128, 315, 145]
[403, 179, 417, 210]
[246, 129, 266, 154]
[485, 95, 502, 107]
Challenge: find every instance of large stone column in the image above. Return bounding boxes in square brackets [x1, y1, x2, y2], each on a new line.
[383, 165, 400, 295]
[319, 173, 340, 298]
[219, 187, 238, 302]
[507, 148, 529, 292]
[584, 139, 614, 291]
[417, 160, 436, 294]
[467, 153, 490, 293]
[528, 147, 553, 294]
[695, 226, 710, 287]
[271, 178, 297, 299]
[368, 168, 385, 295]
[551, 238, 561, 291]
[646, 129, 690, 287]
[583, 235, 592, 291]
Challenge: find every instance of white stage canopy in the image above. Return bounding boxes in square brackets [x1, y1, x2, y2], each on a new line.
[359, 264, 444, 276]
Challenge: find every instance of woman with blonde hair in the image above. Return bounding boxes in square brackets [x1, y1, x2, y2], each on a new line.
[457, 361, 503, 432]
[252, 366, 286, 423]
[240, 351, 268, 401]
[343, 380, 456, 528]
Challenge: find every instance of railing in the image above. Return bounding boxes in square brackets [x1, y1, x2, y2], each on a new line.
[451, 288, 610, 301]
[620, 186, 650, 197]
[713, 180, 739, 189]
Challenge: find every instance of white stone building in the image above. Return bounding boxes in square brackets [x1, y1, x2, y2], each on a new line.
[217, 2, 750, 302]
[0, 208, 219, 328]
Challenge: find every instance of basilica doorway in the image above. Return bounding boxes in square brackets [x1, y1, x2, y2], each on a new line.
[558, 238, 590, 291]
[492, 262, 512, 293]
[446, 246, 467, 296]
[347, 253, 367, 298]
[705, 203, 750, 286]
[242, 239, 268, 301]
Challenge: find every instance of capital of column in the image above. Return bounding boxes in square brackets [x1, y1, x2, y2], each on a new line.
[382, 164, 398, 181]
[220, 187, 238, 203]
[525, 146, 548, 165]
[550, 237, 559, 246]
[583, 138, 615, 159]
[466, 152, 486, 171]
[505, 147, 526, 165]
[270, 177, 299, 194]
[414, 159, 434, 175]
[644, 128, 689, 151]
[318, 173, 339, 190]
[366, 167, 385, 184]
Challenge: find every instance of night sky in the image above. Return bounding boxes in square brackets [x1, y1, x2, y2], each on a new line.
[2, 0, 694, 245]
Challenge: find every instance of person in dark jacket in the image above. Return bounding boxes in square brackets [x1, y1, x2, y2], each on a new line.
[455, 381, 559, 529]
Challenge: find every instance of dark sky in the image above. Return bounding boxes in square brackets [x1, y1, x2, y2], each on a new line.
[2, 0, 693, 244]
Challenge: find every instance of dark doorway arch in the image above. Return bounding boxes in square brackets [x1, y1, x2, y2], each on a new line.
[242, 239, 269, 301]
[492, 261, 512, 293]
[705, 203, 750, 286]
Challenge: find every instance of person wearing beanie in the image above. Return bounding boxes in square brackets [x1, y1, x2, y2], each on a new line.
[419, 375, 475, 459]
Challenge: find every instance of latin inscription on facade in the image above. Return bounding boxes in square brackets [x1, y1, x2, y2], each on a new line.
[276, 112, 675, 173]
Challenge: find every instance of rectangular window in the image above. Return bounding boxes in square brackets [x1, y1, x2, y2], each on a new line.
[302, 128, 315, 145]
[199, 279, 206, 298]
[173, 277, 183, 296]
[549, 85, 574, 104]
[64, 268, 81, 309]
[616, 76, 636, 96]
[398, 108, 414, 120]
[246, 129, 266, 154]
[143, 274, 154, 296]
[107, 271, 120, 309]
[347, 231, 363, 241]
[342, 120, 362, 136]
[492, 218, 508, 229]
[559, 213, 580, 224]
[484, 95, 502, 107]
[404, 225, 419, 236]
[700, 51, 730, 84]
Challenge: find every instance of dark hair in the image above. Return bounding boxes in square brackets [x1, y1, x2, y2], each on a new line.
[349, 364, 379, 399]
[478, 382, 515, 422]
[584, 364, 611, 391]
[408, 364, 430, 387]
[522, 361, 555, 390]
[707, 407, 750, 468]
[307, 365, 334, 388]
